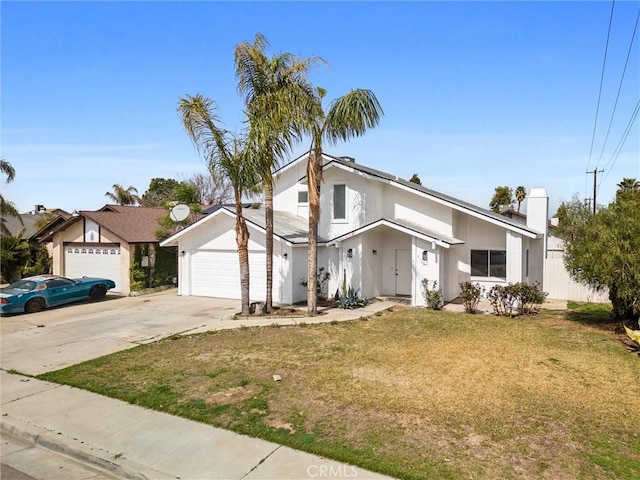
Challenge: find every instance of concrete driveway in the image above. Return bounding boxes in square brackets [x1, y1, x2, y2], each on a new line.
[0, 289, 240, 375]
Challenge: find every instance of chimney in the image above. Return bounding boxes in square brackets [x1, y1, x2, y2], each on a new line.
[340, 156, 355, 163]
[526, 188, 549, 255]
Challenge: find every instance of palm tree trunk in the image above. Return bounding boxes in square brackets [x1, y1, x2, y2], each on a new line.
[264, 177, 274, 313]
[234, 193, 251, 315]
[307, 148, 322, 314]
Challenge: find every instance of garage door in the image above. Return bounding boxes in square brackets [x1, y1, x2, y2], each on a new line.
[65, 245, 122, 292]
[191, 250, 267, 300]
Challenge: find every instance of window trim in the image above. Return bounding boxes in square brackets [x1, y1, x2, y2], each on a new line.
[332, 182, 348, 223]
[470, 249, 507, 280]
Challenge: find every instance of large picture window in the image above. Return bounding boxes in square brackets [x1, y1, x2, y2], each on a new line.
[333, 184, 346, 220]
[471, 249, 506, 278]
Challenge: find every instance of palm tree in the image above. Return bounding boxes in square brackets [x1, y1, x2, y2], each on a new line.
[617, 177, 640, 192]
[304, 87, 384, 313]
[1, 158, 22, 237]
[105, 184, 140, 205]
[515, 186, 526, 212]
[234, 33, 321, 312]
[178, 94, 259, 315]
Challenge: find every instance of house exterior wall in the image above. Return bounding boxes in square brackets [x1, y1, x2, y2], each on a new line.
[413, 237, 442, 306]
[273, 157, 310, 218]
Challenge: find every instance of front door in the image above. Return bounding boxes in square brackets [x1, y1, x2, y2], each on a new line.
[395, 249, 411, 296]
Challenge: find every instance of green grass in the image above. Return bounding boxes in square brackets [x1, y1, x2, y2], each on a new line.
[38, 307, 640, 479]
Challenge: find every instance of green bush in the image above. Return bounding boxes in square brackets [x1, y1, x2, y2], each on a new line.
[22, 244, 53, 278]
[421, 279, 443, 310]
[459, 281, 484, 314]
[488, 282, 547, 316]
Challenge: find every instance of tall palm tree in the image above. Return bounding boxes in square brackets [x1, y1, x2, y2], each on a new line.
[515, 186, 526, 212]
[234, 33, 321, 312]
[304, 87, 384, 313]
[617, 177, 640, 192]
[178, 94, 259, 315]
[1, 158, 22, 237]
[105, 184, 140, 205]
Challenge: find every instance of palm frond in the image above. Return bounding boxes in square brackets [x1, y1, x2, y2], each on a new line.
[324, 89, 384, 146]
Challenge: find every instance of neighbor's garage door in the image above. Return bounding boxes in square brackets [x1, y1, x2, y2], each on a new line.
[191, 250, 266, 300]
[65, 245, 122, 292]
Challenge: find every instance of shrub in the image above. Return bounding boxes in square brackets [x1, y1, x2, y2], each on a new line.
[459, 281, 484, 313]
[488, 282, 547, 316]
[337, 286, 368, 309]
[300, 267, 331, 300]
[421, 279, 443, 310]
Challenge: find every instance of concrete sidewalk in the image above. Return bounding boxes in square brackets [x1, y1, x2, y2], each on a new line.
[1, 301, 399, 480]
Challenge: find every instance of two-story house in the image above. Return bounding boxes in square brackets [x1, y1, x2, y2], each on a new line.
[160, 152, 548, 306]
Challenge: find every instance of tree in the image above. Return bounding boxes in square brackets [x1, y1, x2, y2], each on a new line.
[141, 178, 181, 207]
[616, 177, 640, 202]
[105, 184, 140, 205]
[1, 158, 22, 237]
[1, 229, 30, 283]
[515, 186, 526, 212]
[409, 173, 422, 185]
[557, 186, 640, 323]
[303, 87, 384, 313]
[489, 186, 514, 213]
[185, 172, 232, 206]
[178, 94, 260, 315]
[234, 33, 320, 312]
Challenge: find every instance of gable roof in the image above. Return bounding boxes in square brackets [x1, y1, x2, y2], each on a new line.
[80, 205, 167, 243]
[286, 151, 541, 239]
[161, 205, 324, 247]
[38, 205, 167, 244]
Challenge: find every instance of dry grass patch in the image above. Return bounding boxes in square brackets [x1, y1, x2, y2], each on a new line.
[40, 307, 640, 479]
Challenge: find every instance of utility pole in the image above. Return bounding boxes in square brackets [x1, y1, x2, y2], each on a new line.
[586, 169, 604, 214]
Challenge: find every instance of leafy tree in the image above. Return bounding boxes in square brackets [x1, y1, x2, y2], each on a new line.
[178, 94, 260, 315]
[489, 186, 514, 213]
[409, 173, 422, 185]
[141, 178, 181, 207]
[234, 33, 320, 313]
[1, 158, 22, 237]
[105, 184, 140, 205]
[557, 186, 640, 323]
[303, 87, 384, 313]
[152, 181, 203, 241]
[1, 229, 30, 283]
[515, 186, 526, 212]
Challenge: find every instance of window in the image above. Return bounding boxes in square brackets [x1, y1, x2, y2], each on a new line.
[471, 249, 506, 278]
[333, 184, 346, 220]
[297, 190, 308, 204]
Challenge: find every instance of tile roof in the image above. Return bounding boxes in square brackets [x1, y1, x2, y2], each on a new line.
[80, 205, 167, 243]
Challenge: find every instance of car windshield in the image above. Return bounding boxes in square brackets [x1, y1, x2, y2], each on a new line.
[5, 280, 37, 292]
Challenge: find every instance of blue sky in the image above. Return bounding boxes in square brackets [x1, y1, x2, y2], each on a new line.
[2, 1, 639, 216]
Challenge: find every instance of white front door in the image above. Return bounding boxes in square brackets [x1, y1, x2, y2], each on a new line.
[395, 249, 411, 296]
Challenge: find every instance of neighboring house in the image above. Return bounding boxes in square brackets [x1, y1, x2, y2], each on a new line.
[161, 152, 551, 307]
[37, 205, 169, 294]
[1, 206, 70, 239]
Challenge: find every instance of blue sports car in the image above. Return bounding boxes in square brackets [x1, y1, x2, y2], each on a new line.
[0, 274, 116, 315]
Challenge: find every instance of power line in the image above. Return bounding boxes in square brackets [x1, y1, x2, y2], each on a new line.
[586, 0, 616, 176]
[595, 7, 640, 169]
[599, 97, 640, 187]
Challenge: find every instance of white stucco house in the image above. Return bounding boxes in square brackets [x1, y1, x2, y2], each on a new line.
[161, 152, 550, 307]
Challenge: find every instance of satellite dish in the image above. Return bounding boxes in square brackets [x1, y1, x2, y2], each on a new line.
[170, 204, 191, 222]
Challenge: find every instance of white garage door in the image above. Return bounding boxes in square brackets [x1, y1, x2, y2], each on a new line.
[191, 250, 267, 300]
[65, 245, 122, 292]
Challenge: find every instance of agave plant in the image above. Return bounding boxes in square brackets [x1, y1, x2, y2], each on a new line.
[623, 325, 640, 355]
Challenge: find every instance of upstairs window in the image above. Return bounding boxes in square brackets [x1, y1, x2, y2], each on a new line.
[471, 249, 506, 278]
[333, 184, 346, 220]
[297, 190, 309, 204]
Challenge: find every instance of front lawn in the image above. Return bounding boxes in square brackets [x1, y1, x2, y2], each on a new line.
[39, 306, 640, 479]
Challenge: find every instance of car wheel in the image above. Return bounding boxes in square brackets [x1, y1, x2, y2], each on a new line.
[25, 298, 44, 314]
[89, 285, 107, 301]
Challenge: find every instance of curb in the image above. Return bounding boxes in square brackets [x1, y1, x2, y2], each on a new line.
[1, 415, 174, 480]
